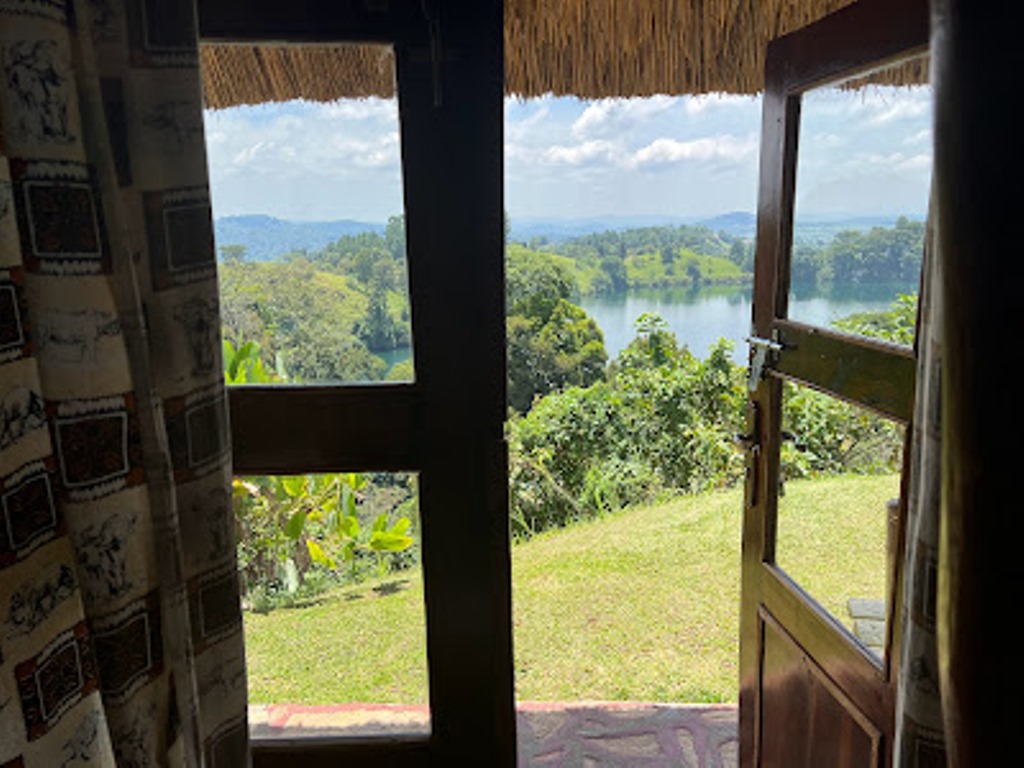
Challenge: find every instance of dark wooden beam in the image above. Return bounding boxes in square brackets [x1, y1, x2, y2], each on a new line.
[934, 1, 1023, 763]
[768, 0, 929, 93]
[251, 735, 429, 767]
[228, 385, 421, 474]
[772, 319, 916, 423]
[197, 0, 425, 44]
[395, 0, 515, 764]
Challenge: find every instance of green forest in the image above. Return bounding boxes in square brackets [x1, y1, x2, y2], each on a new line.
[219, 217, 923, 608]
[219, 216, 924, 384]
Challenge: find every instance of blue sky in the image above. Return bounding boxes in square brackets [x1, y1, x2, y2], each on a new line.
[202, 86, 932, 224]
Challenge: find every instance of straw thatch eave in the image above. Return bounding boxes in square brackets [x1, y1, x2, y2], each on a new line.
[200, 0, 924, 109]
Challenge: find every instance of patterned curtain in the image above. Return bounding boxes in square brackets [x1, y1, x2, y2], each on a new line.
[0, 1, 248, 765]
[894, 194, 946, 765]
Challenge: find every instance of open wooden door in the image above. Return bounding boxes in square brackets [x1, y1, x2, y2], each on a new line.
[739, 1, 929, 765]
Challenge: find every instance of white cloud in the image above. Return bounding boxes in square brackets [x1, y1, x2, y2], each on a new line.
[810, 132, 845, 148]
[540, 139, 621, 166]
[505, 101, 552, 143]
[629, 134, 758, 168]
[571, 96, 677, 138]
[902, 127, 932, 146]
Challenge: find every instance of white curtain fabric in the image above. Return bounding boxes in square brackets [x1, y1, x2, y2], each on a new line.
[0, 1, 247, 765]
[894, 197, 947, 766]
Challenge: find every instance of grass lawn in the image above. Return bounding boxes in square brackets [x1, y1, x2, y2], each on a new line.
[242, 473, 898, 705]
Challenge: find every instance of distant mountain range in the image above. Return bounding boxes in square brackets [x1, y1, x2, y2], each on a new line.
[508, 211, 921, 242]
[214, 214, 383, 261]
[214, 211, 925, 261]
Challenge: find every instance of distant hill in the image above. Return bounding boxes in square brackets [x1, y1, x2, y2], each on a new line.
[791, 213, 925, 245]
[214, 215, 384, 261]
[215, 211, 928, 261]
[509, 214, 696, 242]
[510, 211, 925, 245]
[696, 211, 757, 237]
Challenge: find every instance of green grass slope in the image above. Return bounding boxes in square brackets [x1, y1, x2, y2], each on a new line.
[243, 474, 897, 705]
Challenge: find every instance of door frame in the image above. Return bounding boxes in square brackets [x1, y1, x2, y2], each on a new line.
[739, 0, 929, 764]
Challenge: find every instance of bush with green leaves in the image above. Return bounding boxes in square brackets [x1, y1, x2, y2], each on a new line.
[779, 385, 904, 481]
[507, 292, 915, 538]
[507, 315, 746, 538]
[233, 472, 416, 611]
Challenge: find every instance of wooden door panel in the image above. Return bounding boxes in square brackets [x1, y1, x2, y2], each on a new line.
[761, 611, 880, 768]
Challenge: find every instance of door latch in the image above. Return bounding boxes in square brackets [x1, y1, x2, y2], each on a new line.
[746, 335, 783, 391]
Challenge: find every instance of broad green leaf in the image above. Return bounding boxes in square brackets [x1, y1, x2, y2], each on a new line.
[368, 530, 414, 552]
[338, 514, 360, 539]
[223, 340, 239, 381]
[284, 509, 307, 539]
[281, 475, 306, 498]
[340, 540, 356, 562]
[372, 513, 388, 533]
[342, 485, 357, 518]
[391, 517, 411, 536]
[307, 539, 337, 569]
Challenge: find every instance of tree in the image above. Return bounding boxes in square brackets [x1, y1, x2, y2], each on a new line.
[506, 299, 608, 412]
[219, 243, 247, 264]
[504, 245, 606, 412]
[218, 259, 390, 383]
[505, 244, 577, 318]
[384, 215, 406, 261]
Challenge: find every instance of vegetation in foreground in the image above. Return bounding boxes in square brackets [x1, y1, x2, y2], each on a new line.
[243, 473, 897, 705]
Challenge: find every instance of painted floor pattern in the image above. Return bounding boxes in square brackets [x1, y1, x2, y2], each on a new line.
[249, 701, 739, 766]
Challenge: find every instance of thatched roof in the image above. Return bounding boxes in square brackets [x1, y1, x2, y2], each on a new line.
[199, 0, 923, 109]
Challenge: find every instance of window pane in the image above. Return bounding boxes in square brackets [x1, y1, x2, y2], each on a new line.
[789, 55, 931, 344]
[207, 45, 414, 385]
[235, 471, 430, 737]
[773, 382, 903, 663]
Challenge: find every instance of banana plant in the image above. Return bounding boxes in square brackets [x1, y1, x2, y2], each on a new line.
[223, 339, 288, 384]
[277, 472, 415, 584]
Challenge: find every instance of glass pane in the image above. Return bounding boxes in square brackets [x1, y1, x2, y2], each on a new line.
[774, 382, 903, 663]
[235, 471, 430, 737]
[789, 54, 931, 344]
[206, 45, 414, 385]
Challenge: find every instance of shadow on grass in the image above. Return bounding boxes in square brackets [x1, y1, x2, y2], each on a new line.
[372, 578, 411, 597]
[334, 577, 412, 602]
[244, 575, 415, 613]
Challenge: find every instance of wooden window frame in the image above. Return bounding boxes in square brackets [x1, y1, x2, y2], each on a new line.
[200, 2, 516, 765]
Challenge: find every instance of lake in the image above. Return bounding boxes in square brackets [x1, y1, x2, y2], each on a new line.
[579, 281, 914, 364]
[379, 281, 914, 372]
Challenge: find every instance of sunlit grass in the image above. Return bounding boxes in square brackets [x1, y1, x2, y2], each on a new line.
[243, 474, 897, 705]
[775, 473, 897, 634]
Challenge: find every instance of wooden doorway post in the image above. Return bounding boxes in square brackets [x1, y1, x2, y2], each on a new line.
[932, 2, 1022, 764]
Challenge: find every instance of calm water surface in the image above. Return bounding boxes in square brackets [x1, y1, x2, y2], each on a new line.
[380, 281, 914, 374]
[578, 282, 913, 363]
